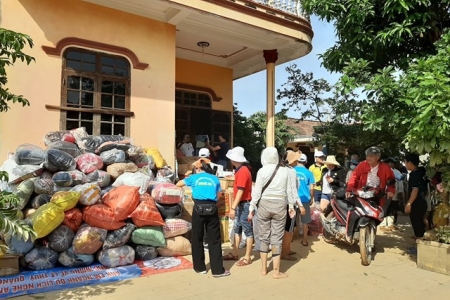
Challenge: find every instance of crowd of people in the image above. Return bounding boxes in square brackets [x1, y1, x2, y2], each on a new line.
[176, 144, 431, 278]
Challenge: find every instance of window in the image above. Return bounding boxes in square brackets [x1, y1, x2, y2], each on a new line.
[62, 48, 131, 135]
[175, 90, 211, 108]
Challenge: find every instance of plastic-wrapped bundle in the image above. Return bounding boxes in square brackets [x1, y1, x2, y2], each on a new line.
[156, 203, 182, 220]
[72, 224, 107, 255]
[5, 233, 34, 255]
[34, 178, 55, 195]
[97, 245, 135, 268]
[129, 193, 165, 227]
[47, 225, 75, 252]
[52, 170, 88, 187]
[23, 246, 58, 270]
[137, 166, 155, 181]
[0, 158, 43, 184]
[13, 178, 36, 210]
[97, 142, 131, 154]
[131, 226, 166, 247]
[23, 208, 37, 219]
[112, 172, 152, 195]
[77, 135, 127, 153]
[133, 245, 157, 261]
[40, 171, 53, 180]
[14, 144, 47, 165]
[44, 131, 69, 146]
[151, 183, 184, 205]
[133, 154, 150, 168]
[157, 236, 191, 257]
[47, 141, 82, 158]
[127, 145, 144, 161]
[58, 247, 94, 267]
[144, 148, 165, 169]
[100, 149, 126, 165]
[63, 207, 83, 232]
[100, 185, 114, 197]
[103, 185, 140, 220]
[44, 149, 76, 172]
[30, 194, 52, 209]
[106, 163, 138, 180]
[103, 223, 135, 250]
[71, 183, 101, 206]
[156, 167, 175, 183]
[163, 219, 192, 238]
[75, 153, 104, 174]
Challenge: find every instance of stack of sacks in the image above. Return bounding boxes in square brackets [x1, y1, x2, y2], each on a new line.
[0, 127, 194, 272]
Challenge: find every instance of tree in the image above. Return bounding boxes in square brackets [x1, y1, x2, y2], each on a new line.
[277, 64, 403, 157]
[0, 28, 35, 112]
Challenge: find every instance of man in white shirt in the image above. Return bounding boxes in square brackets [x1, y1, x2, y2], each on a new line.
[180, 134, 194, 157]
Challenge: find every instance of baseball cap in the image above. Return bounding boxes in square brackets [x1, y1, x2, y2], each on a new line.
[198, 148, 210, 158]
[299, 154, 307, 162]
[314, 151, 325, 157]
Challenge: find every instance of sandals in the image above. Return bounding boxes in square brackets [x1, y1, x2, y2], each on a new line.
[236, 258, 252, 266]
[301, 241, 309, 247]
[223, 253, 238, 261]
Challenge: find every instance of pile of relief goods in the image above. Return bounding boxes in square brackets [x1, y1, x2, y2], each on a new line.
[0, 127, 193, 272]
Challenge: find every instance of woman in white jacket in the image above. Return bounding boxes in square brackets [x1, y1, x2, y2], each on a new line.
[248, 147, 300, 279]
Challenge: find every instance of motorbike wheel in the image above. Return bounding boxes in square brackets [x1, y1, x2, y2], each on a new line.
[322, 228, 336, 244]
[359, 226, 374, 266]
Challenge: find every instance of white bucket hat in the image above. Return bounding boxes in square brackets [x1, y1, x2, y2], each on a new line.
[323, 155, 341, 166]
[198, 148, 210, 158]
[314, 151, 325, 157]
[226, 146, 247, 163]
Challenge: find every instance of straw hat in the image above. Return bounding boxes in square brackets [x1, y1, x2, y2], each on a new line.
[323, 155, 341, 166]
[285, 150, 301, 164]
[226, 146, 247, 163]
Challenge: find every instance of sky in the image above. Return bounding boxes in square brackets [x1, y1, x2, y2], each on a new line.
[233, 16, 339, 118]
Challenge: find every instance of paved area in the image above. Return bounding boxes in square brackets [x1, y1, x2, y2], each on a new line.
[16, 216, 450, 300]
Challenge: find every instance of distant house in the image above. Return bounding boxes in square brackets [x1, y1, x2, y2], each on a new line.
[285, 118, 323, 162]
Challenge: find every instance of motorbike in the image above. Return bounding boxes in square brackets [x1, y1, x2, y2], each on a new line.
[320, 180, 395, 266]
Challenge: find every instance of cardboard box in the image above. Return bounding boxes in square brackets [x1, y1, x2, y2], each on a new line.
[220, 217, 230, 243]
[218, 191, 230, 217]
[0, 255, 20, 277]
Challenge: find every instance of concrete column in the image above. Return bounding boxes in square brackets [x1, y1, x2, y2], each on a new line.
[263, 49, 278, 147]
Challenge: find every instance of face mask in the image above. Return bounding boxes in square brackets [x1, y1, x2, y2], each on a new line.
[350, 165, 356, 170]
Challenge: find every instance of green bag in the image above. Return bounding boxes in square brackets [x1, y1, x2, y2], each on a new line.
[131, 226, 166, 247]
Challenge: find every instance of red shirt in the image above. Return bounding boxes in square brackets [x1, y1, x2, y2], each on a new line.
[346, 161, 396, 195]
[234, 166, 252, 201]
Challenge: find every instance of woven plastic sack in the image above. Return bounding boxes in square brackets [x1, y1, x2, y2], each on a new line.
[144, 148, 166, 169]
[103, 185, 140, 220]
[6, 234, 34, 255]
[103, 223, 136, 250]
[47, 141, 81, 158]
[156, 203, 182, 220]
[53, 170, 88, 187]
[44, 149, 76, 172]
[31, 202, 65, 238]
[133, 245, 158, 261]
[75, 153, 104, 174]
[112, 172, 151, 195]
[34, 178, 55, 195]
[156, 167, 175, 183]
[151, 183, 184, 205]
[58, 247, 94, 268]
[30, 194, 52, 209]
[0, 159, 43, 184]
[14, 178, 36, 210]
[14, 144, 47, 165]
[63, 207, 83, 232]
[50, 191, 81, 211]
[106, 163, 139, 180]
[83, 204, 125, 230]
[97, 245, 135, 268]
[131, 226, 166, 247]
[163, 219, 192, 238]
[72, 224, 107, 254]
[47, 224, 75, 252]
[129, 193, 165, 227]
[71, 183, 101, 206]
[157, 236, 191, 257]
[23, 246, 58, 270]
[100, 149, 126, 165]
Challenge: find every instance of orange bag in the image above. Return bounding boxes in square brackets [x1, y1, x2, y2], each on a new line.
[130, 193, 165, 227]
[63, 208, 83, 232]
[83, 204, 125, 230]
[103, 186, 140, 221]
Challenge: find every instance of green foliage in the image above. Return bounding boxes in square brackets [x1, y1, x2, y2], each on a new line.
[436, 225, 450, 244]
[0, 28, 35, 112]
[0, 171, 36, 255]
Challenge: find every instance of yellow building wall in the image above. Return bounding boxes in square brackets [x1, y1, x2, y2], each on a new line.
[175, 58, 234, 141]
[0, 0, 176, 165]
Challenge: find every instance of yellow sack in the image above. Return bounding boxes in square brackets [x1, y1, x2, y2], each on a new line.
[50, 191, 81, 211]
[145, 148, 166, 169]
[433, 203, 450, 227]
[31, 203, 65, 238]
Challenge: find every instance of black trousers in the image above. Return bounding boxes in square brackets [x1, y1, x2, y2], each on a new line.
[410, 198, 427, 238]
[191, 200, 224, 275]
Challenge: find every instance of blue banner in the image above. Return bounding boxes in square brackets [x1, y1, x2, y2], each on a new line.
[0, 263, 142, 299]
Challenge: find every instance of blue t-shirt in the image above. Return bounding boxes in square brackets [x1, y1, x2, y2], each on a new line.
[184, 172, 221, 201]
[294, 165, 316, 203]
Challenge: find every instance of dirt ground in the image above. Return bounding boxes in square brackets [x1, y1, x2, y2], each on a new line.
[14, 215, 450, 300]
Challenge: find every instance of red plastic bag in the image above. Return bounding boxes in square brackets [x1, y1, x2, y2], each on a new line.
[307, 206, 323, 236]
[62, 207, 83, 232]
[75, 153, 104, 174]
[83, 204, 125, 230]
[130, 193, 165, 227]
[103, 186, 140, 221]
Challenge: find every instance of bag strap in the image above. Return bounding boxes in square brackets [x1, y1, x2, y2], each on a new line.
[261, 164, 280, 195]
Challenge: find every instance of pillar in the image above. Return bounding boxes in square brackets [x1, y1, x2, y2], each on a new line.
[263, 49, 278, 147]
